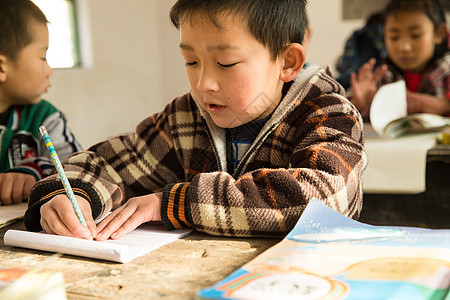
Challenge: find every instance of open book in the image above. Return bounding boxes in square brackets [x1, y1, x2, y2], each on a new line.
[197, 199, 450, 299]
[4, 224, 191, 263]
[370, 80, 449, 138]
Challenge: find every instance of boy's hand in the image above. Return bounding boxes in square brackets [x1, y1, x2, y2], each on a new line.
[0, 173, 36, 205]
[95, 192, 162, 241]
[40, 194, 96, 240]
[350, 58, 387, 111]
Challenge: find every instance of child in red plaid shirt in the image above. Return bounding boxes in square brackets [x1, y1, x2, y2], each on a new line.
[349, 0, 450, 118]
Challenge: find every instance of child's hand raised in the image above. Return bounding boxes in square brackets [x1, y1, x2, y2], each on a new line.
[0, 173, 36, 205]
[40, 194, 96, 240]
[94, 192, 162, 241]
[350, 58, 387, 111]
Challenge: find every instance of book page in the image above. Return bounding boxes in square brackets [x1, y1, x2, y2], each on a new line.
[0, 203, 28, 228]
[370, 80, 407, 137]
[198, 200, 450, 299]
[4, 225, 191, 263]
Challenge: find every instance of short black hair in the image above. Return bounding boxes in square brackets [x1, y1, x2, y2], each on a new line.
[0, 0, 48, 61]
[170, 0, 308, 60]
[383, 0, 448, 59]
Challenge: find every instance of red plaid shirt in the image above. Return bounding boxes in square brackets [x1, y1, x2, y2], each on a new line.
[384, 52, 450, 102]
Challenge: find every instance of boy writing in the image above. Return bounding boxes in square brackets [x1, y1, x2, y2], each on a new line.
[0, 0, 82, 205]
[25, 0, 367, 240]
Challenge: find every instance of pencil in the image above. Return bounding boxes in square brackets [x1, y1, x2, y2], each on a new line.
[39, 126, 89, 229]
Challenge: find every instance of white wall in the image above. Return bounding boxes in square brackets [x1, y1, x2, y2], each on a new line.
[46, 0, 188, 147]
[307, 0, 365, 75]
[45, 0, 447, 148]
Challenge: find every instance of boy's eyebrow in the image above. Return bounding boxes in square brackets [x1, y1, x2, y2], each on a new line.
[179, 43, 193, 51]
[179, 43, 237, 52]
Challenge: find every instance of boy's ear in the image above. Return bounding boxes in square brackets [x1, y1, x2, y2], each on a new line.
[280, 43, 306, 83]
[435, 23, 448, 44]
[0, 55, 7, 83]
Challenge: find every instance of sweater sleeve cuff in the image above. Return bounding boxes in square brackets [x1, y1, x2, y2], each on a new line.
[161, 183, 193, 231]
[24, 179, 103, 232]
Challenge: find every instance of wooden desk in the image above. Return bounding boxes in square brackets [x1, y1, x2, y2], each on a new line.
[0, 221, 280, 299]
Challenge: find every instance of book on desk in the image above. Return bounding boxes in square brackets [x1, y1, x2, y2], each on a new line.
[0, 202, 28, 228]
[0, 264, 66, 300]
[197, 199, 450, 300]
[369, 80, 449, 139]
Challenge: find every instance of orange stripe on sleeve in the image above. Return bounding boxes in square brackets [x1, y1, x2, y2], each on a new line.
[167, 183, 182, 229]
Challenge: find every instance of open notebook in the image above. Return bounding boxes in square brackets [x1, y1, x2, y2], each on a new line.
[4, 224, 191, 263]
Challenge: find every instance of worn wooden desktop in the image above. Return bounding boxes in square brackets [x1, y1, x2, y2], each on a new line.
[0, 220, 280, 299]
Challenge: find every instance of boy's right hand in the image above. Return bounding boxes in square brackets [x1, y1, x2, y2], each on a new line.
[40, 194, 96, 240]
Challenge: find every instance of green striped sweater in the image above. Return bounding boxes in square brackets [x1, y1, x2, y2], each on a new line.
[0, 100, 82, 180]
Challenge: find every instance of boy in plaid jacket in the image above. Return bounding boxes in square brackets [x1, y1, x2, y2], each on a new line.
[25, 0, 367, 240]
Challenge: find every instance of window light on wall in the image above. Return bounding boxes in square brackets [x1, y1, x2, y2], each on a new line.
[32, 0, 80, 68]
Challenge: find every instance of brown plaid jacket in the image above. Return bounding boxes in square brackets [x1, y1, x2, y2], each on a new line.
[25, 66, 367, 237]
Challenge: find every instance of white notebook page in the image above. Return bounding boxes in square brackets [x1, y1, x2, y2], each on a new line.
[4, 224, 191, 263]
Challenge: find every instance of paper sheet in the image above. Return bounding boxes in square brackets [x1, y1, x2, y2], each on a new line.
[363, 130, 439, 193]
[4, 225, 191, 263]
[0, 203, 28, 228]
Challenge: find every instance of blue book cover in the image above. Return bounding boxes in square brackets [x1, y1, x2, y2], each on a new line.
[197, 199, 450, 300]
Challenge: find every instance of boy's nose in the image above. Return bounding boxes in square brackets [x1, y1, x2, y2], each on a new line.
[197, 68, 219, 92]
[46, 62, 53, 77]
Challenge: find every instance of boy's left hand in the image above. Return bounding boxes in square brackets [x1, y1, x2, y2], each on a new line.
[0, 173, 36, 205]
[94, 192, 162, 241]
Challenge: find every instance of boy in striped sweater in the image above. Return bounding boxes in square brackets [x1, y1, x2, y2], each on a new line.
[25, 0, 367, 239]
[0, 0, 82, 205]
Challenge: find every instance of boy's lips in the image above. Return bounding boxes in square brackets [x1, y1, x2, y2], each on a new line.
[206, 103, 226, 113]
